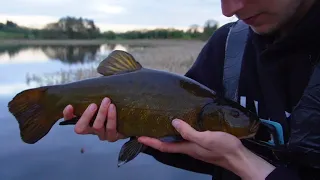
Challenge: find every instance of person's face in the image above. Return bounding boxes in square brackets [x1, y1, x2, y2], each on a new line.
[220, 0, 303, 35]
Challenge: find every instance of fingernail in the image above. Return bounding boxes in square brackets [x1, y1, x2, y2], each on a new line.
[172, 119, 180, 128]
[89, 104, 96, 111]
[110, 104, 115, 111]
[103, 97, 110, 104]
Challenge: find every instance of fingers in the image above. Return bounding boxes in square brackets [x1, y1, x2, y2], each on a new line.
[74, 103, 97, 134]
[138, 136, 209, 159]
[138, 119, 203, 154]
[93, 98, 111, 140]
[172, 119, 218, 149]
[171, 119, 202, 143]
[65, 97, 125, 142]
[137, 136, 193, 154]
[172, 119, 224, 151]
[63, 104, 75, 120]
[106, 104, 118, 142]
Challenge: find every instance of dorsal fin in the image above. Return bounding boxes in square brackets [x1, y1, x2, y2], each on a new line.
[97, 50, 143, 76]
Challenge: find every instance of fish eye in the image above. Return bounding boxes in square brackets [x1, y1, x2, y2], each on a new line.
[229, 110, 240, 118]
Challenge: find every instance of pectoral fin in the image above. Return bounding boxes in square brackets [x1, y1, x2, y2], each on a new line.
[59, 114, 97, 127]
[159, 135, 185, 142]
[97, 50, 142, 76]
[59, 117, 80, 125]
[118, 137, 147, 167]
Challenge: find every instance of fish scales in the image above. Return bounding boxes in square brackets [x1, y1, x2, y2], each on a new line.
[7, 50, 261, 167]
[47, 68, 213, 138]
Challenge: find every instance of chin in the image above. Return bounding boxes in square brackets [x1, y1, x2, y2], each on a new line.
[250, 23, 280, 35]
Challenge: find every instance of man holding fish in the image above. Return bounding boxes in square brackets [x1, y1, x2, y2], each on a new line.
[63, 0, 320, 179]
[8, 0, 319, 179]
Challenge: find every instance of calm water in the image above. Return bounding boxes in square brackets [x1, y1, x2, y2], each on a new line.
[0, 44, 210, 180]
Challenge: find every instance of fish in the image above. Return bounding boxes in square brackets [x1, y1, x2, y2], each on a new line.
[7, 50, 260, 167]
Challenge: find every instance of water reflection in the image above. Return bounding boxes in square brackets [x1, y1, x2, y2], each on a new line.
[41, 45, 101, 64]
[0, 43, 130, 96]
[0, 43, 128, 65]
[0, 45, 29, 58]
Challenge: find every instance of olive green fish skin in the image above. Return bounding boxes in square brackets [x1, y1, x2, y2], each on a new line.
[8, 50, 260, 145]
[45, 68, 258, 139]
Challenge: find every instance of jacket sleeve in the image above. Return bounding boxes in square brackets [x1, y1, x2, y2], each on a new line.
[266, 167, 301, 180]
[141, 23, 235, 176]
[288, 63, 320, 169]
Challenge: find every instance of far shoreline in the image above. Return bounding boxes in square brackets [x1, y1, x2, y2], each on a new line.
[0, 39, 203, 46]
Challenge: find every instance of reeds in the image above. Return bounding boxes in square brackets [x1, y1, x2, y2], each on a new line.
[26, 40, 205, 86]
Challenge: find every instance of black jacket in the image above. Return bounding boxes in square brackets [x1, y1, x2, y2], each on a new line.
[143, 1, 320, 179]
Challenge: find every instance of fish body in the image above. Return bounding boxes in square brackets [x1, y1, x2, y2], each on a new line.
[8, 50, 260, 166]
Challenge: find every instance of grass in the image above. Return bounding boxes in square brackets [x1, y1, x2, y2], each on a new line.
[0, 31, 25, 39]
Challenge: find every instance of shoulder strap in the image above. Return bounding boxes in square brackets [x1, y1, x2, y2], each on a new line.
[223, 21, 286, 147]
[223, 20, 249, 102]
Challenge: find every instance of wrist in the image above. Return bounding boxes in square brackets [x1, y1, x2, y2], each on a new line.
[225, 144, 276, 180]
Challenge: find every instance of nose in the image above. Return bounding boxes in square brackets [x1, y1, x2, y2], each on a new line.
[221, 0, 245, 17]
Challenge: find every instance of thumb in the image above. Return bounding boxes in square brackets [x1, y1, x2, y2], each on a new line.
[172, 119, 201, 143]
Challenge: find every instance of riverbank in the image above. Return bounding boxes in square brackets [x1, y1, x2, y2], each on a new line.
[0, 39, 206, 82]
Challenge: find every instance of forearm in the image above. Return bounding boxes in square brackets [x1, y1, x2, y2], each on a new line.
[228, 146, 300, 180]
[231, 146, 275, 180]
[143, 147, 216, 175]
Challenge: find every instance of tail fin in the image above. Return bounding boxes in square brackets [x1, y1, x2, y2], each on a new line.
[8, 86, 59, 144]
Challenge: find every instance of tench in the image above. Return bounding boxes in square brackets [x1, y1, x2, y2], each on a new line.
[8, 50, 260, 166]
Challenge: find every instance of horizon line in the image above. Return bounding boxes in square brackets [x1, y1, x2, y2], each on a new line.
[0, 14, 236, 33]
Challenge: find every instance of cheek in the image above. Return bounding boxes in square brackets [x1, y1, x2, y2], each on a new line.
[248, 13, 283, 34]
[262, 0, 300, 20]
[224, 115, 250, 128]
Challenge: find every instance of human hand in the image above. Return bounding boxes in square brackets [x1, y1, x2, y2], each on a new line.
[138, 119, 275, 180]
[62, 97, 126, 142]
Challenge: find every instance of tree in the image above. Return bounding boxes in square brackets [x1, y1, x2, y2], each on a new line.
[201, 19, 219, 40]
[43, 16, 101, 39]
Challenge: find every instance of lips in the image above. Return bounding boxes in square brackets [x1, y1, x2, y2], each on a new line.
[242, 14, 261, 25]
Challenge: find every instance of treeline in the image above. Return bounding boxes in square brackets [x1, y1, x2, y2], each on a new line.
[0, 16, 219, 41]
[0, 17, 100, 39]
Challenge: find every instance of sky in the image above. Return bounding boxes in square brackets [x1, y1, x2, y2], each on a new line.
[0, 0, 237, 32]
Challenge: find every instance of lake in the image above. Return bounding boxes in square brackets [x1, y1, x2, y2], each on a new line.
[0, 41, 211, 180]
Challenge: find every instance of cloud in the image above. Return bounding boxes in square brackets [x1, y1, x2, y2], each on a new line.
[0, 0, 236, 32]
[95, 5, 126, 15]
[0, 14, 57, 29]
